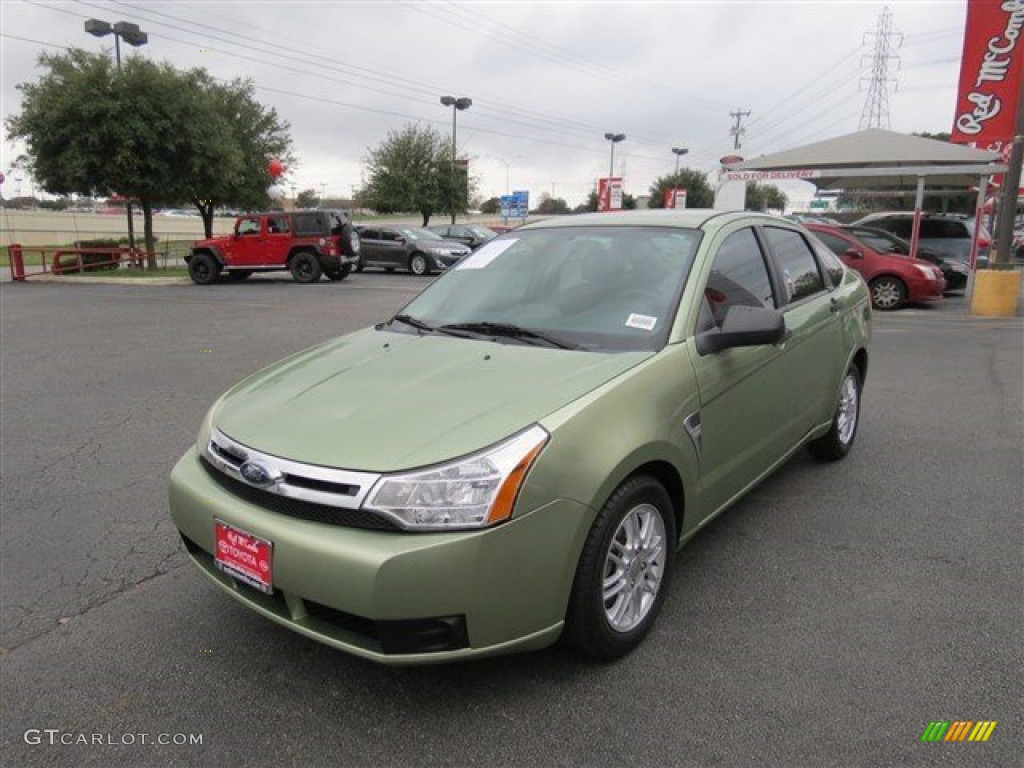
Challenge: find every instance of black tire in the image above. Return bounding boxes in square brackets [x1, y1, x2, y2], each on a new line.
[564, 474, 675, 661]
[409, 252, 431, 276]
[188, 252, 220, 285]
[325, 264, 352, 282]
[869, 276, 906, 310]
[227, 270, 252, 281]
[290, 251, 322, 283]
[807, 363, 862, 462]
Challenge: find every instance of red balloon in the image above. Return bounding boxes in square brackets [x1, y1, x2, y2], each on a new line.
[267, 159, 285, 179]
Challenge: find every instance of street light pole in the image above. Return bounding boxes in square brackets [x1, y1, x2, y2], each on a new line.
[672, 147, 689, 177]
[440, 95, 472, 225]
[603, 133, 625, 210]
[85, 19, 148, 251]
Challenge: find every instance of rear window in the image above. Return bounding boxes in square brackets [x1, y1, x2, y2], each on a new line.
[292, 213, 325, 236]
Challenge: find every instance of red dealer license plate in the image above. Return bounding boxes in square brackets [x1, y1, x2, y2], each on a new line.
[214, 520, 273, 594]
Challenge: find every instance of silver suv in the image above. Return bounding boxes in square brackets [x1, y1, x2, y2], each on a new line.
[852, 212, 989, 264]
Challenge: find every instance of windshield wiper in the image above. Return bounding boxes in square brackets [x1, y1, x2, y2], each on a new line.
[390, 314, 436, 333]
[439, 322, 579, 350]
[388, 314, 477, 340]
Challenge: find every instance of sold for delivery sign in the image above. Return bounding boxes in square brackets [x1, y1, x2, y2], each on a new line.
[951, 0, 1024, 151]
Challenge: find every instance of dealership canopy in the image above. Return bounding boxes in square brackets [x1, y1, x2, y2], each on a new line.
[723, 128, 1006, 189]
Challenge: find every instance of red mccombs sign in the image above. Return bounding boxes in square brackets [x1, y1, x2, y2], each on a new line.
[951, 0, 1024, 151]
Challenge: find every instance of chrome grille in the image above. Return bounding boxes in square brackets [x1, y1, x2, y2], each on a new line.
[204, 428, 381, 511]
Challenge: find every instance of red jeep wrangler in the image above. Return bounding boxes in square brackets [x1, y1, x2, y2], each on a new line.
[186, 210, 360, 285]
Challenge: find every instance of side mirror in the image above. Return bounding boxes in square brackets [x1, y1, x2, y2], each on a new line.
[696, 305, 786, 355]
[844, 248, 864, 260]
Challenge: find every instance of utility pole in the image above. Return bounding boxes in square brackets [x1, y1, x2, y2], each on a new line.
[730, 109, 751, 150]
[993, 74, 1024, 267]
[859, 6, 902, 129]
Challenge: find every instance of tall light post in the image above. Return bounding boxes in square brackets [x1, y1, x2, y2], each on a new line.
[671, 146, 689, 176]
[603, 133, 625, 211]
[85, 19, 148, 251]
[604, 132, 626, 181]
[440, 95, 472, 224]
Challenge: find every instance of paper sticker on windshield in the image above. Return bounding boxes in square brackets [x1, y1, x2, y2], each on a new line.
[455, 238, 518, 270]
[626, 313, 657, 331]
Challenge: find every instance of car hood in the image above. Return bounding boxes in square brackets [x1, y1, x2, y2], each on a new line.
[213, 327, 650, 471]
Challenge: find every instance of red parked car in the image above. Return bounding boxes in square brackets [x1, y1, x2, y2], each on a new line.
[804, 223, 946, 310]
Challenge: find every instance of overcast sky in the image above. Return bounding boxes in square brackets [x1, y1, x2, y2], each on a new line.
[2, 0, 969, 208]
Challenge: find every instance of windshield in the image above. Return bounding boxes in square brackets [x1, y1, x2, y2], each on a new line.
[401, 228, 445, 241]
[386, 226, 701, 352]
[468, 226, 497, 239]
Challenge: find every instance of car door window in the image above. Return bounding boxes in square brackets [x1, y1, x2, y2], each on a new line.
[360, 229, 379, 240]
[807, 236, 847, 288]
[698, 227, 776, 330]
[266, 216, 290, 235]
[763, 226, 825, 304]
[237, 217, 260, 236]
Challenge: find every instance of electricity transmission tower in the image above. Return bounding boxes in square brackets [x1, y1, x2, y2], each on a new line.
[859, 6, 903, 129]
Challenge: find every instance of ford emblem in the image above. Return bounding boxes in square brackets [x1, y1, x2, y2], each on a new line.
[239, 461, 274, 487]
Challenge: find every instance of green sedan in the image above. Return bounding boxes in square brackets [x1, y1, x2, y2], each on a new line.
[169, 210, 871, 664]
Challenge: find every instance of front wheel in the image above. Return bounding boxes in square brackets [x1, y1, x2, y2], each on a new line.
[869, 276, 906, 310]
[564, 474, 674, 661]
[409, 253, 431, 276]
[807, 363, 862, 461]
[290, 251, 322, 283]
[188, 253, 220, 285]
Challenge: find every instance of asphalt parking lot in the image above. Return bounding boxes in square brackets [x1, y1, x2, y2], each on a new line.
[1, 274, 1021, 767]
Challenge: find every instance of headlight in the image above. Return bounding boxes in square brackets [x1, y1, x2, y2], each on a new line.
[429, 247, 453, 256]
[914, 264, 938, 279]
[363, 425, 549, 530]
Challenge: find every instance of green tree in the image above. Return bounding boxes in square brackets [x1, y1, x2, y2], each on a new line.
[183, 75, 292, 237]
[480, 196, 500, 214]
[6, 50, 293, 261]
[646, 169, 714, 209]
[361, 123, 477, 226]
[296, 188, 319, 208]
[534, 193, 570, 215]
[745, 182, 788, 212]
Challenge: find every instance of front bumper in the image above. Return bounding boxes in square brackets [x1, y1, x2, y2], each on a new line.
[906, 274, 945, 303]
[169, 449, 589, 664]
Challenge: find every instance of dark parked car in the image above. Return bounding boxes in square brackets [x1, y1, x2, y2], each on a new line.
[804, 223, 946, 310]
[354, 226, 471, 275]
[852, 212, 990, 266]
[427, 224, 499, 249]
[842, 225, 968, 292]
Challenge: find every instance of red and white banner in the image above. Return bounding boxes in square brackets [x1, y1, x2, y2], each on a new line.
[951, 0, 1024, 151]
[598, 177, 623, 211]
[664, 187, 688, 209]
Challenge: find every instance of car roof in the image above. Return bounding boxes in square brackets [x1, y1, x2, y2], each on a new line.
[515, 209, 779, 231]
